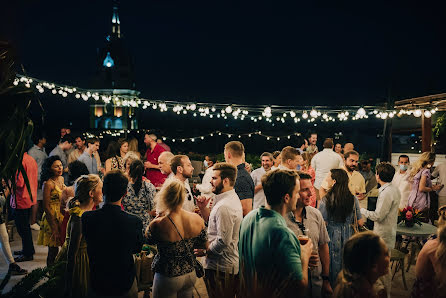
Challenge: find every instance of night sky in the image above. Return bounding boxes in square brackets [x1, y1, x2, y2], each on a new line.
[4, 1, 446, 106]
[2, 1, 446, 154]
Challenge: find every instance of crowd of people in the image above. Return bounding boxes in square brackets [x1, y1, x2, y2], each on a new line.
[0, 128, 446, 298]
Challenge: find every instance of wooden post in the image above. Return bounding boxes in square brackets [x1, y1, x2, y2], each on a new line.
[422, 113, 432, 152]
[380, 97, 394, 162]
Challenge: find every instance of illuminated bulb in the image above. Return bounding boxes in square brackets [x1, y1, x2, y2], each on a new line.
[288, 136, 291, 139]
[172, 139, 175, 142]
[228, 134, 231, 138]
[211, 107, 216, 112]
[310, 109, 318, 118]
[413, 109, 422, 117]
[430, 109, 436, 114]
[357, 107, 366, 117]
[267, 137, 270, 140]
[424, 110, 432, 118]
[302, 112, 308, 119]
[290, 111, 296, 118]
[201, 136, 204, 140]
[191, 139, 195, 142]
[225, 106, 232, 113]
[277, 137, 280, 141]
[248, 134, 252, 137]
[190, 104, 196, 111]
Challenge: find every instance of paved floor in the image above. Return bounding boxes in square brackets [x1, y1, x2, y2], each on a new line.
[0, 229, 415, 297]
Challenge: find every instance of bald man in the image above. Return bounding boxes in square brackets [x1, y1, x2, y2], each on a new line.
[343, 143, 354, 154]
[158, 151, 175, 180]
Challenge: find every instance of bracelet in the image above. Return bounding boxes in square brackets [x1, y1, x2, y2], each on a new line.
[321, 275, 329, 281]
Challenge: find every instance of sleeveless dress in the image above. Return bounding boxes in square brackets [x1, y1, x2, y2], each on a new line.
[110, 156, 125, 171]
[37, 184, 65, 247]
[55, 207, 90, 297]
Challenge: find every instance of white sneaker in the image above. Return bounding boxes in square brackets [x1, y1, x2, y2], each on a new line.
[30, 223, 40, 231]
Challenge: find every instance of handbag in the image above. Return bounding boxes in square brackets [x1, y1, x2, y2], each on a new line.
[352, 203, 369, 234]
[134, 249, 155, 291]
[167, 215, 205, 278]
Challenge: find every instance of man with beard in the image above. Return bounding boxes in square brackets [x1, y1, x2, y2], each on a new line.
[68, 136, 102, 173]
[251, 152, 274, 209]
[319, 151, 366, 202]
[143, 133, 166, 187]
[158, 151, 175, 182]
[195, 163, 243, 298]
[170, 155, 196, 212]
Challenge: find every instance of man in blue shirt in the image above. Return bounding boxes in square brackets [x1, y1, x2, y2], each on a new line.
[77, 138, 100, 174]
[239, 170, 313, 297]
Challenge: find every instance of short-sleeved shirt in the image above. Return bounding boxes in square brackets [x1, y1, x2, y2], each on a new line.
[239, 207, 303, 292]
[235, 163, 255, 201]
[12, 153, 38, 209]
[28, 145, 47, 183]
[145, 144, 167, 187]
[250, 167, 267, 209]
[321, 166, 366, 195]
[285, 207, 330, 276]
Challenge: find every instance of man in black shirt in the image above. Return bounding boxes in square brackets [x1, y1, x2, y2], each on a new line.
[82, 170, 143, 297]
[224, 141, 255, 216]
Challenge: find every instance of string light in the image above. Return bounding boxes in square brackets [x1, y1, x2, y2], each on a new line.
[13, 74, 443, 123]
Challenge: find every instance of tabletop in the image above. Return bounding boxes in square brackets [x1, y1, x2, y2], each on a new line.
[396, 222, 437, 237]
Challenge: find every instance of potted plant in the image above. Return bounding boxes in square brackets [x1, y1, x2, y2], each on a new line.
[398, 206, 423, 227]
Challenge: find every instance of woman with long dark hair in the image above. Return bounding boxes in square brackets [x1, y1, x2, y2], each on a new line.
[105, 138, 128, 173]
[318, 168, 364, 287]
[122, 159, 156, 233]
[56, 174, 103, 297]
[37, 156, 66, 266]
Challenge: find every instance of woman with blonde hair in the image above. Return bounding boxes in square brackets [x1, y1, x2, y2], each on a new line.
[123, 151, 140, 177]
[407, 152, 443, 221]
[105, 138, 128, 173]
[128, 138, 141, 159]
[146, 179, 207, 298]
[56, 174, 103, 297]
[412, 205, 446, 297]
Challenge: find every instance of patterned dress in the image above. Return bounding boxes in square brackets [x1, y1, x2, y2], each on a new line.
[55, 207, 89, 297]
[38, 183, 65, 247]
[122, 180, 156, 233]
[110, 156, 125, 171]
[318, 196, 361, 287]
[147, 228, 207, 277]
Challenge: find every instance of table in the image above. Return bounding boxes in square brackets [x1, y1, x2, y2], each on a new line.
[396, 222, 437, 271]
[396, 222, 437, 237]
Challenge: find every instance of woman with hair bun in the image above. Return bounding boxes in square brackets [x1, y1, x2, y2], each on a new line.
[56, 174, 103, 298]
[122, 159, 156, 233]
[146, 179, 207, 298]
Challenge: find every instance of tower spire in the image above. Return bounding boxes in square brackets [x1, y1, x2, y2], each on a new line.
[111, 4, 121, 38]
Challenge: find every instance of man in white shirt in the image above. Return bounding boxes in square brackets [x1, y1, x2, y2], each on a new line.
[279, 146, 302, 171]
[361, 162, 400, 298]
[195, 163, 243, 298]
[251, 152, 274, 209]
[392, 155, 411, 209]
[196, 156, 217, 197]
[170, 155, 196, 212]
[158, 151, 175, 180]
[433, 160, 446, 207]
[311, 138, 344, 200]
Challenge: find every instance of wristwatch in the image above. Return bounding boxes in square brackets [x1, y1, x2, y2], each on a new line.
[321, 275, 329, 281]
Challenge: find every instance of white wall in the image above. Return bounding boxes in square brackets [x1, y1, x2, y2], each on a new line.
[391, 153, 446, 166]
